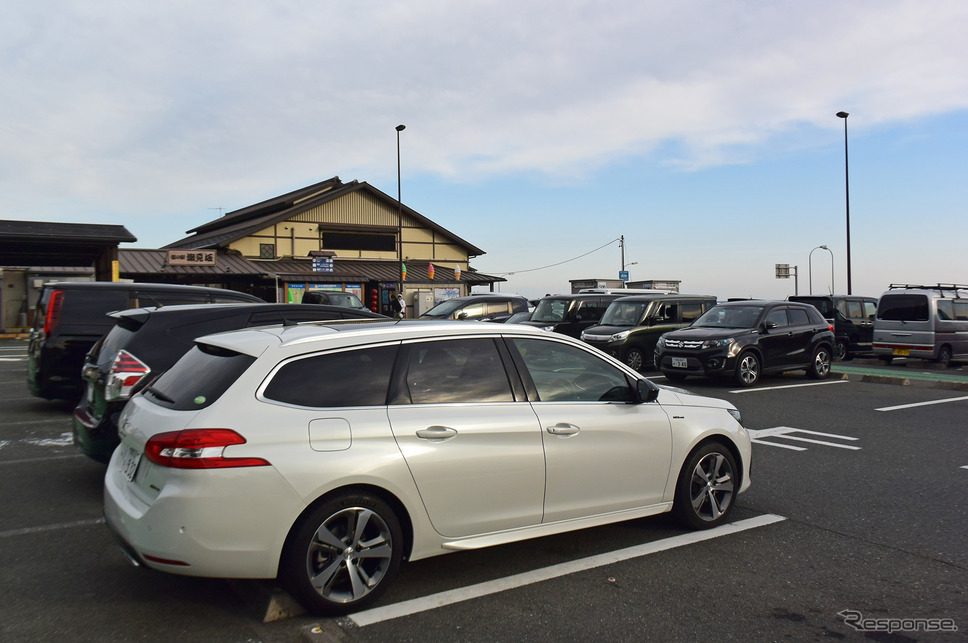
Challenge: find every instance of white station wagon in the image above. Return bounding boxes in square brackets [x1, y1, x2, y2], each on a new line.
[104, 320, 751, 615]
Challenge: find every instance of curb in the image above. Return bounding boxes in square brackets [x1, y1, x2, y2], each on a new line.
[835, 370, 968, 392]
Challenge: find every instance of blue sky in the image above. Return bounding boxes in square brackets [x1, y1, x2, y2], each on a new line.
[3, 0, 966, 301]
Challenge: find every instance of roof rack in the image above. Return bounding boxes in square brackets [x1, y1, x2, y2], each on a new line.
[887, 283, 968, 297]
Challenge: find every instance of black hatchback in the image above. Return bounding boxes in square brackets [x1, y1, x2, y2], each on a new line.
[72, 302, 387, 462]
[654, 300, 835, 386]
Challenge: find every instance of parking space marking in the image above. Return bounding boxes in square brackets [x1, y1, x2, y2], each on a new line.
[0, 518, 105, 539]
[747, 427, 860, 451]
[875, 396, 968, 412]
[348, 513, 787, 627]
[729, 380, 849, 394]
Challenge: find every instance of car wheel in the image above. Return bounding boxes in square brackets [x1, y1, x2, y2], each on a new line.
[734, 351, 760, 387]
[673, 442, 738, 529]
[937, 345, 952, 368]
[624, 348, 645, 371]
[282, 491, 402, 616]
[834, 339, 849, 361]
[808, 346, 832, 379]
[664, 371, 687, 382]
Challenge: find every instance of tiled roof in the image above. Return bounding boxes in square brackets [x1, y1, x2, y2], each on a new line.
[119, 250, 504, 285]
[162, 177, 485, 257]
[0, 220, 136, 243]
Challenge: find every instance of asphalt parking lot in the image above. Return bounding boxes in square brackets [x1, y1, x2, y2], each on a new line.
[2, 335, 966, 641]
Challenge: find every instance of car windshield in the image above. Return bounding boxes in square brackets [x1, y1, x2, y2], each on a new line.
[327, 293, 365, 308]
[599, 301, 650, 327]
[422, 299, 464, 318]
[530, 298, 571, 322]
[693, 305, 765, 329]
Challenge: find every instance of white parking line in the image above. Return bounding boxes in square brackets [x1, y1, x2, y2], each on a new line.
[875, 396, 968, 412]
[730, 380, 849, 394]
[349, 513, 787, 627]
[0, 518, 105, 539]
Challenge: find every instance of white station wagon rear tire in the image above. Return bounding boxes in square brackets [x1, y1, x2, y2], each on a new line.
[282, 491, 403, 615]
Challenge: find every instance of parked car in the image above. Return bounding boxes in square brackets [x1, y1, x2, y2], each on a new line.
[655, 300, 835, 386]
[419, 293, 529, 322]
[582, 294, 717, 371]
[789, 295, 877, 360]
[873, 283, 968, 367]
[301, 290, 368, 309]
[503, 311, 533, 324]
[104, 321, 751, 615]
[27, 282, 262, 400]
[72, 302, 387, 463]
[520, 293, 622, 338]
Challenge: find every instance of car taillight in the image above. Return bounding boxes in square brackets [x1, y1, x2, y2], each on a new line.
[44, 290, 64, 335]
[828, 324, 835, 332]
[105, 350, 151, 401]
[144, 429, 270, 469]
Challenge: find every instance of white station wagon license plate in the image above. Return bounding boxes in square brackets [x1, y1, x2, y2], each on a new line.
[120, 446, 141, 482]
[671, 357, 688, 368]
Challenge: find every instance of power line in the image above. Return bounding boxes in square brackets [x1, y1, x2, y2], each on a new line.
[493, 238, 621, 276]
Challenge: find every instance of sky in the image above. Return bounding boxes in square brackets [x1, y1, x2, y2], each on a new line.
[3, 0, 967, 301]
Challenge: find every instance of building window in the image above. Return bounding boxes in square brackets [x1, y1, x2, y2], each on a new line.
[322, 232, 395, 252]
[260, 243, 275, 259]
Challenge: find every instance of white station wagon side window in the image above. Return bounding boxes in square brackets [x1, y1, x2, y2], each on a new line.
[509, 338, 633, 402]
[262, 345, 398, 407]
[405, 338, 513, 404]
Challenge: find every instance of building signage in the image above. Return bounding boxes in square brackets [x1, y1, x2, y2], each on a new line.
[312, 257, 334, 272]
[166, 250, 216, 266]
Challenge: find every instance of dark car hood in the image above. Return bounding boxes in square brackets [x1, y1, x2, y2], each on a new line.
[662, 326, 757, 341]
[583, 324, 631, 335]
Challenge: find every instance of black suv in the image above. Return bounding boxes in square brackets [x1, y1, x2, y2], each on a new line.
[28, 282, 262, 400]
[520, 293, 621, 338]
[419, 294, 529, 323]
[654, 300, 835, 386]
[72, 302, 387, 462]
[788, 295, 877, 360]
[581, 294, 717, 371]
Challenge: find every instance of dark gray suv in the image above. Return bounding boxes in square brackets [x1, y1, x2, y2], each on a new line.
[655, 300, 835, 386]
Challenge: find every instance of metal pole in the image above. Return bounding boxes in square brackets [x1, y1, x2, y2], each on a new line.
[837, 112, 851, 295]
[396, 124, 405, 299]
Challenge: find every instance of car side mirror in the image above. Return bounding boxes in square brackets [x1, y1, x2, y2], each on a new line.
[457, 312, 468, 320]
[760, 321, 777, 332]
[637, 380, 659, 403]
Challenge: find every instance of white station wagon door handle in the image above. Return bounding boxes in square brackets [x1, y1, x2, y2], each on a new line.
[416, 426, 458, 441]
[547, 423, 580, 436]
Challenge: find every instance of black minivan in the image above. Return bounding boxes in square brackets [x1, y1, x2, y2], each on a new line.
[27, 281, 262, 400]
[788, 295, 877, 360]
[520, 293, 622, 339]
[581, 294, 717, 371]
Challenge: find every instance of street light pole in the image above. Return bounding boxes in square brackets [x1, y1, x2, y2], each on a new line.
[809, 245, 834, 295]
[396, 124, 406, 297]
[836, 111, 851, 295]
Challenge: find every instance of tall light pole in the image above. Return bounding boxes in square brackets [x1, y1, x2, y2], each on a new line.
[396, 124, 406, 297]
[809, 245, 834, 295]
[836, 111, 851, 294]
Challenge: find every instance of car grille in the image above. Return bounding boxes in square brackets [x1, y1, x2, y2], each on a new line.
[663, 339, 704, 349]
[582, 334, 610, 342]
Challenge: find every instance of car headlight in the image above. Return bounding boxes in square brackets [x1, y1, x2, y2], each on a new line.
[610, 330, 631, 342]
[656, 336, 666, 348]
[702, 338, 733, 349]
[540, 325, 555, 332]
[727, 408, 743, 425]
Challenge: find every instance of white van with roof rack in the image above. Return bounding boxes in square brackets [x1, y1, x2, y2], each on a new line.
[872, 283, 968, 367]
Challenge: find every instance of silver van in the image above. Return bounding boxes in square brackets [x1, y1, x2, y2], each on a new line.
[873, 284, 968, 367]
